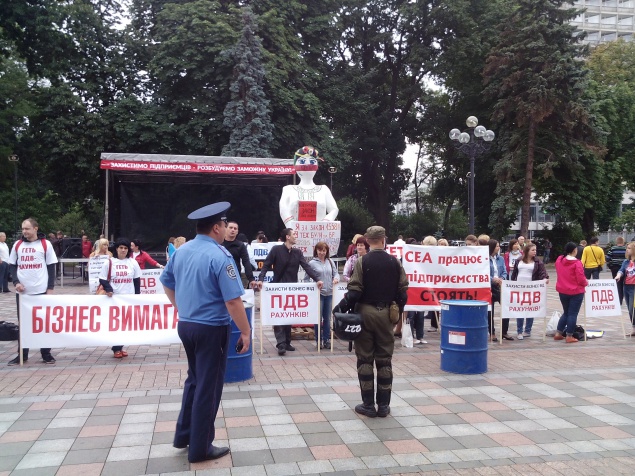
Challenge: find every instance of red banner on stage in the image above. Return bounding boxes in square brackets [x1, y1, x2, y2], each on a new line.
[100, 160, 296, 175]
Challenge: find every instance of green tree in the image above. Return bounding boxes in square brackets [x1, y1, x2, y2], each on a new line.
[483, 0, 603, 238]
[222, 7, 274, 157]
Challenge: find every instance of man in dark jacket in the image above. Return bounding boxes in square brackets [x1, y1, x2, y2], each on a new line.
[223, 221, 255, 288]
[256, 228, 323, 355]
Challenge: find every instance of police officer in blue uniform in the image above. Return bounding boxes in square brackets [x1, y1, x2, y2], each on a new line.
[161, 202, 251, 463]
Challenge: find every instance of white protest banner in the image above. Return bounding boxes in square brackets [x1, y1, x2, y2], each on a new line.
[140, 269, 165, 294]
[402, 245, 491, 311]
[292, 221, 341, 257]
[386, 245, 403, 260]
[252, 242, 277, 283]
[88, 255, 110, 293]
[584, 279, 621, 317]
[260, 282, 320, 325]
[19, 294, 179, 348]
[501, 280, 547, 318]
[332, 283, 348, 311]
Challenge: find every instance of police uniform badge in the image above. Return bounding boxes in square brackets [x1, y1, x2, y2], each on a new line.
[226, 264, 237, 279]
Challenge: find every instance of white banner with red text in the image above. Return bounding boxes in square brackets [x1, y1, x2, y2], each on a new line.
[260, 283, 320, 326]
[500, 280, 548, 319]
[402, 245, 491, 311]
[584, 280, 622, 317]
[291, 221, 341, 257]
[19, 294, 179, 348]
[88, 259, 165, 295]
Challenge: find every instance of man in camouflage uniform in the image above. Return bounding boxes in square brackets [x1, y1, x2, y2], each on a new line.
[337, 226, 408, 418]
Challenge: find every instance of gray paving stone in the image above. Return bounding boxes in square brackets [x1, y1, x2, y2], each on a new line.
[454, 434, 500, 448]
[552, 427, 602, 441]
[570, 452, 604, 460]
[371, 427, 413, 441]
[229, 464, 266, 476]
[303, 431, 344, 446]
[360, 454, 397, 469]
[8, 467, 58, 476]
[363, 417, 403, 430]
[444, 403, 481, 413]
[151, 432, 174, 445]
[540, 454, 574, 462]
[128, 395, 161, 404]
[101, 459, 148, 476]
[280, 395, 314, 404]
[91, 405, 127, 416]
[563, 416, 609, 427]
[227, 426, 266, 438]
[146, 455, 190, 474]
[284, 403, 320, 414]
[0, 441, 33, 457]
[425, 413, 466, 425]
[222, 406, 256, 417]
[84, 414, 123, 426]
[0, 453, 22, 471]
[262, 461, 299, 476]
[28, 438, 75, 453]
[488, 410, 527, 421]
[511, 456, 547, 464]
[330, 457, 367, 471]
[296, 422, 334, 434]
[71, 435, 116, 450]
[15, 450, 66, 469]
[481, 458, 515, 467]
[426, 450, 462, 463]
[419, 437, 464, 451]
[63, 399, 98, 408]
[17, 409, 58, 420]
[107, 444, 150, 462]
[521, 429, 570, 444]
[270, 447, 315, 464]
[62, 448, 109, 464]
[322, 410, 357, 421]
[38, 427, 81, 440]
[231, 449, 274, 467]
[347, 442, 391, 457]
[9, 418, 52, 430]
[156, 410, 180, 422]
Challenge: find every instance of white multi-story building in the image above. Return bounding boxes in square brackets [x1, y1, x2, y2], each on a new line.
[571, 0, 635, 45]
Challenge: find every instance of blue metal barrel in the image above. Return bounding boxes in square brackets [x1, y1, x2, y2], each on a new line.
[224, 304, 253, 383]
[439, 300, 489, 374]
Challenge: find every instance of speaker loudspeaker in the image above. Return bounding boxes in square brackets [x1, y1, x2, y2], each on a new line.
[61, 238, 82, 259]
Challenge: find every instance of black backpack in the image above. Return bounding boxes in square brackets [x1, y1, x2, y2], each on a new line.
[0, 321, 19, 341]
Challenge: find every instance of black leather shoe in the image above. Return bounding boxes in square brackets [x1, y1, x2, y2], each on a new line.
[354, 403, 377, 418]
[190, 445, 230, 462]
[285, 343, 296, 351]
[173, 442, 188, 449]
[277, 345, 286, 356]
[377, 404, 391, 417]
[8, 355, 27, 366]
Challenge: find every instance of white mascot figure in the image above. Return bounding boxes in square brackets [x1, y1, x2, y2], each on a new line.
[279, 146, 339, 229]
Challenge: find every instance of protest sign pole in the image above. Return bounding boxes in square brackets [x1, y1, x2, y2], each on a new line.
[259, 290, 263, 355]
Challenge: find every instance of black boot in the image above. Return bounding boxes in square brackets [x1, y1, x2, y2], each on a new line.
[355, 403, 377, 418]
[377, 404, 390, 417]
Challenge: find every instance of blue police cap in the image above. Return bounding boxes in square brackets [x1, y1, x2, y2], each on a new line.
[188, 202, 230, 224]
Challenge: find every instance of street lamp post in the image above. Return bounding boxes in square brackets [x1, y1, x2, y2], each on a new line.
[8, 154, 19, 236]
[328, 167, 337, 192]
[449, 117, 495, 235]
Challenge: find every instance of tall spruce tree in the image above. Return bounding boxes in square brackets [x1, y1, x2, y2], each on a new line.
[222, 7, 274, 157]
[483, 0, 603, 237]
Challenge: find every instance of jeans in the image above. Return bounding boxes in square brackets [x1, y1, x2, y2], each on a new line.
[516, 318, 534, 334]
[624, 284, 635, 326]
[558, 293, 584, 335]
[315, 294, 332, 344]
[407, 311, 424, 339]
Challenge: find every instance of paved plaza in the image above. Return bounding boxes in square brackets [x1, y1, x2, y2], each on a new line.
[1, 269, 635, 475]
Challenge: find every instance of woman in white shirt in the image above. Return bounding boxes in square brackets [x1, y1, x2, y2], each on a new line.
[99, 237, 142, 358]
[510, 242, 549, 339]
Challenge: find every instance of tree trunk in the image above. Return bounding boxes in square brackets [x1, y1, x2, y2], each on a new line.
[581, 208, 595, 240]
[413, 144, 422, 214]
[443, 197, 454, 232]
[520, 119, 536, 238]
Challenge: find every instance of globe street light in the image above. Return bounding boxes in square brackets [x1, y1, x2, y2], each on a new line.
[449, 117, 495, 235]
[8, 154, 19, 236]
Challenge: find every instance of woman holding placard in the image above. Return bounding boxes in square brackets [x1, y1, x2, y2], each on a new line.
[306, 241, 340, 348]
[554, 242, 588, 343]
[614, 241, 635, 336]
[511, 241, 549, 339]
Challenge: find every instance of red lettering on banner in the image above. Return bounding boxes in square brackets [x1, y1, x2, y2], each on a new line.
[407, 287, 491, 306]
[32, 305, 102, 333]
[109, 307, 120, 331]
